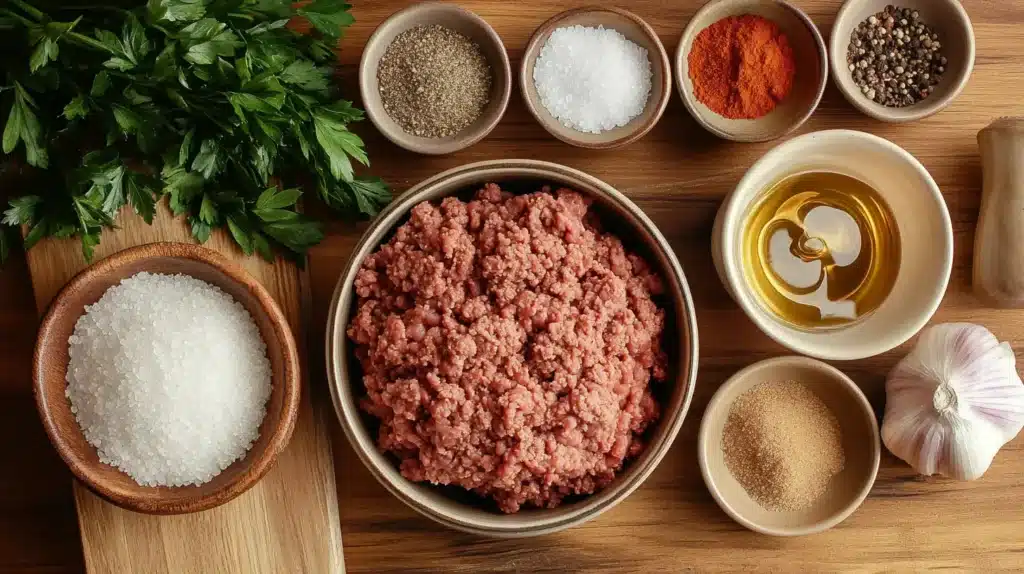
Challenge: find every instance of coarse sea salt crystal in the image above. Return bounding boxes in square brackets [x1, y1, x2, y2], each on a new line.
[533, 25, 653, 134]
[65, 272, 272, 487]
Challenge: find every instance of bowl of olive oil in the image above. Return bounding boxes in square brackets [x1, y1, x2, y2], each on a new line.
[713, 130, 952, 360]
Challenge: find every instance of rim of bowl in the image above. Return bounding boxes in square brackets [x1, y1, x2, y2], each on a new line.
[358, 2, 512, 155]
[32, 242, 301, 514]
[698, 355, 881, 536]
[674, 0, 829, 143]
[719, 129, 953, 360]
[325, 159, 700, 536]
[519, 6, 672, 150]
[828, 0, 976, 123]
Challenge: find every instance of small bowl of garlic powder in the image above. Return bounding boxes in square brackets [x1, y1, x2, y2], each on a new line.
[698, 355, 880, 536]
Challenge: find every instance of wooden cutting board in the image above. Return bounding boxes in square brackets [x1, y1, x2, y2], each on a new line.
[25, 204, 344, 573]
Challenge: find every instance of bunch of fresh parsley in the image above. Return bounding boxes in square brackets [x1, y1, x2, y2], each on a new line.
[0, 0, 389, 263]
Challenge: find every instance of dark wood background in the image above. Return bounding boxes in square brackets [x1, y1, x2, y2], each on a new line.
[5, 0, 1024, 572]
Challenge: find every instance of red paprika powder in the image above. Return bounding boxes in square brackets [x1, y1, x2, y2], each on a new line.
[688, 15, 796, 120]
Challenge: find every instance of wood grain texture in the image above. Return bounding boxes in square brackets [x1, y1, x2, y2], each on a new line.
[24, 205, 343, 573]
[5, 0, 1024, 572]
[305, 1, 1024, 572]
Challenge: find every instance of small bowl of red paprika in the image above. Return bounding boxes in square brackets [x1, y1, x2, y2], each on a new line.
[675, 0, 828, 143]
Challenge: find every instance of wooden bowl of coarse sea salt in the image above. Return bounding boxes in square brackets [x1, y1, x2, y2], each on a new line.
[33, 242, 300, 514]
[520, 6, 672, 149]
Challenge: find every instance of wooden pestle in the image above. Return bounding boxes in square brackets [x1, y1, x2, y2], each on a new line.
[974, 117, 1024, 308]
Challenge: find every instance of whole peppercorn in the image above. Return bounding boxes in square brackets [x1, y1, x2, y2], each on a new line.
[846, 5, 946, 107]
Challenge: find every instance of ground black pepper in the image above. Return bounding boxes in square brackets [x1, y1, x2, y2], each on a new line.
[377, 25, 492, 138]
[846, 5, 947, 108]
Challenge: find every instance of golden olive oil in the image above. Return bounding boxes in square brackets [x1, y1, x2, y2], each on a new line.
[741, 171, 901, 330]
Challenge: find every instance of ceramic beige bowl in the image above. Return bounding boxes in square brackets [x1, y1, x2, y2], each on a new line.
[359, 3, 512, 155]
[520, 7, 672, 149]
[699, 356, 880, 536]
[326, 160, 699, 537]
[830, 0, 975, 123]
[712, 129, 953, 360]
[675, 0, 827, 143]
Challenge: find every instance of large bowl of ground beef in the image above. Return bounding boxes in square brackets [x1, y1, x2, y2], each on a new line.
[327, 160, 698, 537]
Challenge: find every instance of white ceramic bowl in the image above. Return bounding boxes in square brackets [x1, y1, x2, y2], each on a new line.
[712, 130, 953, 360]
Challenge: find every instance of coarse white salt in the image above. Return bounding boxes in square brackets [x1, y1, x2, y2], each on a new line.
[533, 25, 653, 134]
[65, 272, 272, 487]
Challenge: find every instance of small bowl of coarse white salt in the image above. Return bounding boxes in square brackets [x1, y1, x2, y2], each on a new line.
[520, 6, 673, 150]
[33, 242, 300, 515]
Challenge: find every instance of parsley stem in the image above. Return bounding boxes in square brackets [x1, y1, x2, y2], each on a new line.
[0, 9, 34, 27]
[9, 0, 43, 21]
[66, 30, 115, 53]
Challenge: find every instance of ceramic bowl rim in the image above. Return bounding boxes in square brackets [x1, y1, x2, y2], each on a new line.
[698, 355, 882, 536]
[673, 0, 829, 143]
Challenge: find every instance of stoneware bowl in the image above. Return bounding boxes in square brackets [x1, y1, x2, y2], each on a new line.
[675, 0, 828, 142]
[830, 0, 975, 123]
[712, 129, 953, 360]
[699, 356, 880, 536]
[359, 3, 512, 155]
[34, 242, 300, 514]
[326, 160, 699, 537]
[520, 7, 672, 149]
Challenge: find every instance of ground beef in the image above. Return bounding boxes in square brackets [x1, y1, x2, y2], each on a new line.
[348, 184, 667, 513]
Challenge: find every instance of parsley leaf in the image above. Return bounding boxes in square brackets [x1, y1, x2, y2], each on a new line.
[256, 187, 302, 210]
[226, 213, 254, 255]
[348, 177, 390, 216]
[4, 195, 42, 226]
[180, 19, 243, 65]
[280, 60, 329, 92]
[149, 0, 207, 23]
[297, 0, 354, 40]
[2, 83, 47, 168]
[1, 0, 384, 263]
[63, 95, 88, 120]
[313, 109, 367, 182]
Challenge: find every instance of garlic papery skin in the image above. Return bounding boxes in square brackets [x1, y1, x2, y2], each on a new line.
[882, 323, 1024, 480]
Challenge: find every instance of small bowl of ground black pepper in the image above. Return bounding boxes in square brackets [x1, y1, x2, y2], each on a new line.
[830, 1, 975, 123]
[698, 356, 880, 536]
[359, 3, 512, 155]
[675, 0, 828, 143]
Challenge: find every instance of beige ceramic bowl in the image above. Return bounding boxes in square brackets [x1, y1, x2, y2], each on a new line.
[830, 0, 975, 123]
[712, 129, 953, 360]
[359, 3, 511, 155]
[326, 160, 699, 537]
[699, 356, 880, 536]
[520, 7, 672, 149]
[675, 0, 827, 143]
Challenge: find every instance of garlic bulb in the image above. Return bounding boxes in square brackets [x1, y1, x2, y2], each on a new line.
[882, 322, 1024, 480]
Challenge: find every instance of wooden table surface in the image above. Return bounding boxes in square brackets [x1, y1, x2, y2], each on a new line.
[4, 0, 1024, 572]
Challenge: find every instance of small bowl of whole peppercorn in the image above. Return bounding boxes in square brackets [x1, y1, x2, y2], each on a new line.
[830, 1, 975, 123]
